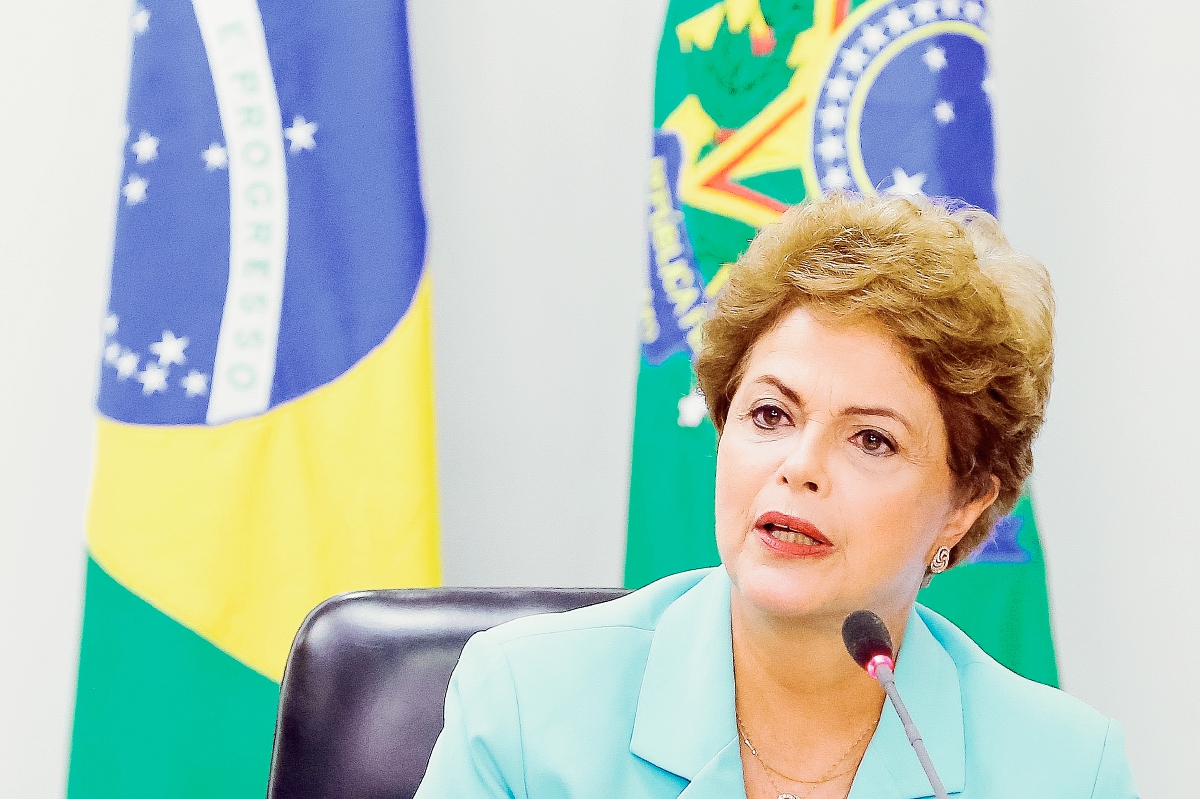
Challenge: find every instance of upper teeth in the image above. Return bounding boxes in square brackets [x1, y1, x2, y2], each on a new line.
[768, 527, 820, 546]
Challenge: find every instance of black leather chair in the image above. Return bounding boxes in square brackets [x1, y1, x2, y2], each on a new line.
[267, 586, 628, 799]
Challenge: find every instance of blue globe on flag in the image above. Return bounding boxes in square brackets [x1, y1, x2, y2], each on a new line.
[812, 0, 997, 214]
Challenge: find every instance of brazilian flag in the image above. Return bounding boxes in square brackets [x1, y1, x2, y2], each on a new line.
[626, 0, 1058, 686]
[69, 1, 439, 796]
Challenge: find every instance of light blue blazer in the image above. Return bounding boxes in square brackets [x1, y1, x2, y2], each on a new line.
[415, 568, 1137, 798]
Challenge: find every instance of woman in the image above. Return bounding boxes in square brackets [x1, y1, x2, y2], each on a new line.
[415, 194, 1137, 798]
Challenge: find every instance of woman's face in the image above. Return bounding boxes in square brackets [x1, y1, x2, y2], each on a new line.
[715, 306, 992, 626]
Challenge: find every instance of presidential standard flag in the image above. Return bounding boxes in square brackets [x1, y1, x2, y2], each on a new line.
[627, 0, 1058, 686]
[69, 2, 440, 796]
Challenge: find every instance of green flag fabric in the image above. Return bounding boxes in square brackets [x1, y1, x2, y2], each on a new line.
[626, 0, 1058, 687]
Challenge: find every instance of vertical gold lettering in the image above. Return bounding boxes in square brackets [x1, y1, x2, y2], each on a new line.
[660, 261, 694, 288]
[670, 287, 701, 317]
[679, 305, 707, 329]
[649, 157, 667, 191]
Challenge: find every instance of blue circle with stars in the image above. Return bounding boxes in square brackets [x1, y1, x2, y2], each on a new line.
[857, 31, 996, 213]
[809, 0, 996, 215]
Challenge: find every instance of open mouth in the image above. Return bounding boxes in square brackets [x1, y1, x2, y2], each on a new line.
[762, 522, 825, 547]
[754, 511, 833, 554]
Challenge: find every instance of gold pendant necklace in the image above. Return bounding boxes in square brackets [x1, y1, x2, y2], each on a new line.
[736, 715, 873, 799]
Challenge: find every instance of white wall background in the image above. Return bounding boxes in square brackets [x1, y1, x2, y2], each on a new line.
[0, 0, 1194, 795]
[0, 2, 131, 797]
[408, 1, 662, 587]
[990, 1, 1200, 788]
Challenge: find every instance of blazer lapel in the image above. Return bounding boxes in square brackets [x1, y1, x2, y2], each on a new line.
[629, 568, 746, 798]
[676, 738, 747, 799]
[628, 574, 963, 799]
[849, 606, 966, 799]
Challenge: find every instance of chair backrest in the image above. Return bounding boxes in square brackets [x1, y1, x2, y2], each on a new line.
[267, 586, 628, 799]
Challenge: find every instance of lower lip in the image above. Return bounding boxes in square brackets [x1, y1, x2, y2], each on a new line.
[755, 527, 834, 559]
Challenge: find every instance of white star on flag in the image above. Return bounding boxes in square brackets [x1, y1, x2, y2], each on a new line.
[284, 116, 318, 154]
[104, 342, 122, 366]
[103, 314, 119, 336]
[131, 5, 150, 35]
[137, 363, 169, 395]
[677, 391, 708, 428]
[885, 168, 928, 196]
[964, 1, 984, 22]
[940, 0, 962, 17]
[923, 45, 948, 72]
[817, 136, 846, 162]
[981, 74, 996, 96]
[860, 24, 888, 52]
[181, 370, 210, 397]
[123, 174, 148, 205]
[912, 0, 939, 23]
[839, 48, 869, 73]
[131, 131, 158, 164]
[824, 166, 852, 189]
[934, 100, 955, 124]
[115, 350, 139, 380]
[884, 6, 912, 35]
[202, 143, 228, 171]
[819, 105, 846, 130]
[150, 331, 188, 366]
[827, 76, 854, 101]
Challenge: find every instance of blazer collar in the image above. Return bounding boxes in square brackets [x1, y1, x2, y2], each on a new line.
[630, 568, 739, 787]
[630, 568, 965, 799]
[848, 605, 966, 798]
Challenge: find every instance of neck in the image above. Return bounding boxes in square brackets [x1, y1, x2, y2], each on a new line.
[730, 591, 912, 739]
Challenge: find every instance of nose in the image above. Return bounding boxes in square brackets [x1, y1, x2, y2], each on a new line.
[777, 422, 829, 495]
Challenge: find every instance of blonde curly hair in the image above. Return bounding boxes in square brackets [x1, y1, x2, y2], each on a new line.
[696, 193, 1054, 566]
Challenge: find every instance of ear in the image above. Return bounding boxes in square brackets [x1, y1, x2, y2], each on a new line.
[934, 474, 1001, 553]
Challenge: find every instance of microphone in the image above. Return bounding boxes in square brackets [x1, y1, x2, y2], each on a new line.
[842, 610, 949, 799]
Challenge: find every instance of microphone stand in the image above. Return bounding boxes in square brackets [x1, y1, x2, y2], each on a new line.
[871, 658, 949, 799]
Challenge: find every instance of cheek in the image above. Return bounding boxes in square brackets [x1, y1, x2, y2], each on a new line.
[713, 439, 744, 531]
[839, 467, 951, 569]
[714, 435, 776, 543]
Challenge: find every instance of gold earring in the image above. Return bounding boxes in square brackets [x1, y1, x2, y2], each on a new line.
[930, 546, 951, 574]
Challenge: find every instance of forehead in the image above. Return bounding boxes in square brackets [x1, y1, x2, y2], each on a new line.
[737, 306, 935, 413]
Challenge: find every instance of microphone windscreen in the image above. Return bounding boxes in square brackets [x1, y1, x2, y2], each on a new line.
[842, 610, 894, 669]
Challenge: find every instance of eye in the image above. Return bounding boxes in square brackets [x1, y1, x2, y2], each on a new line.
[852, 428, 896, 456]
[750, 403, 792, 430]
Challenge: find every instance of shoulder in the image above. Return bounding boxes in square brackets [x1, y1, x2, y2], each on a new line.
[915, 605, 1138, 798]
[427, 569, 716, 794]
[452, 568, 714, 704]
[917, 604, 1107, 736]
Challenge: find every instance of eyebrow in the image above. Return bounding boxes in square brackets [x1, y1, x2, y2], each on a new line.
[757, 376, 803, 407]
[754, 376, 914, 433]
[841, 406, 914, 433]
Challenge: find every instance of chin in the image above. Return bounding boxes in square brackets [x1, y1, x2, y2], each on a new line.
[731, 559, 849, 622]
